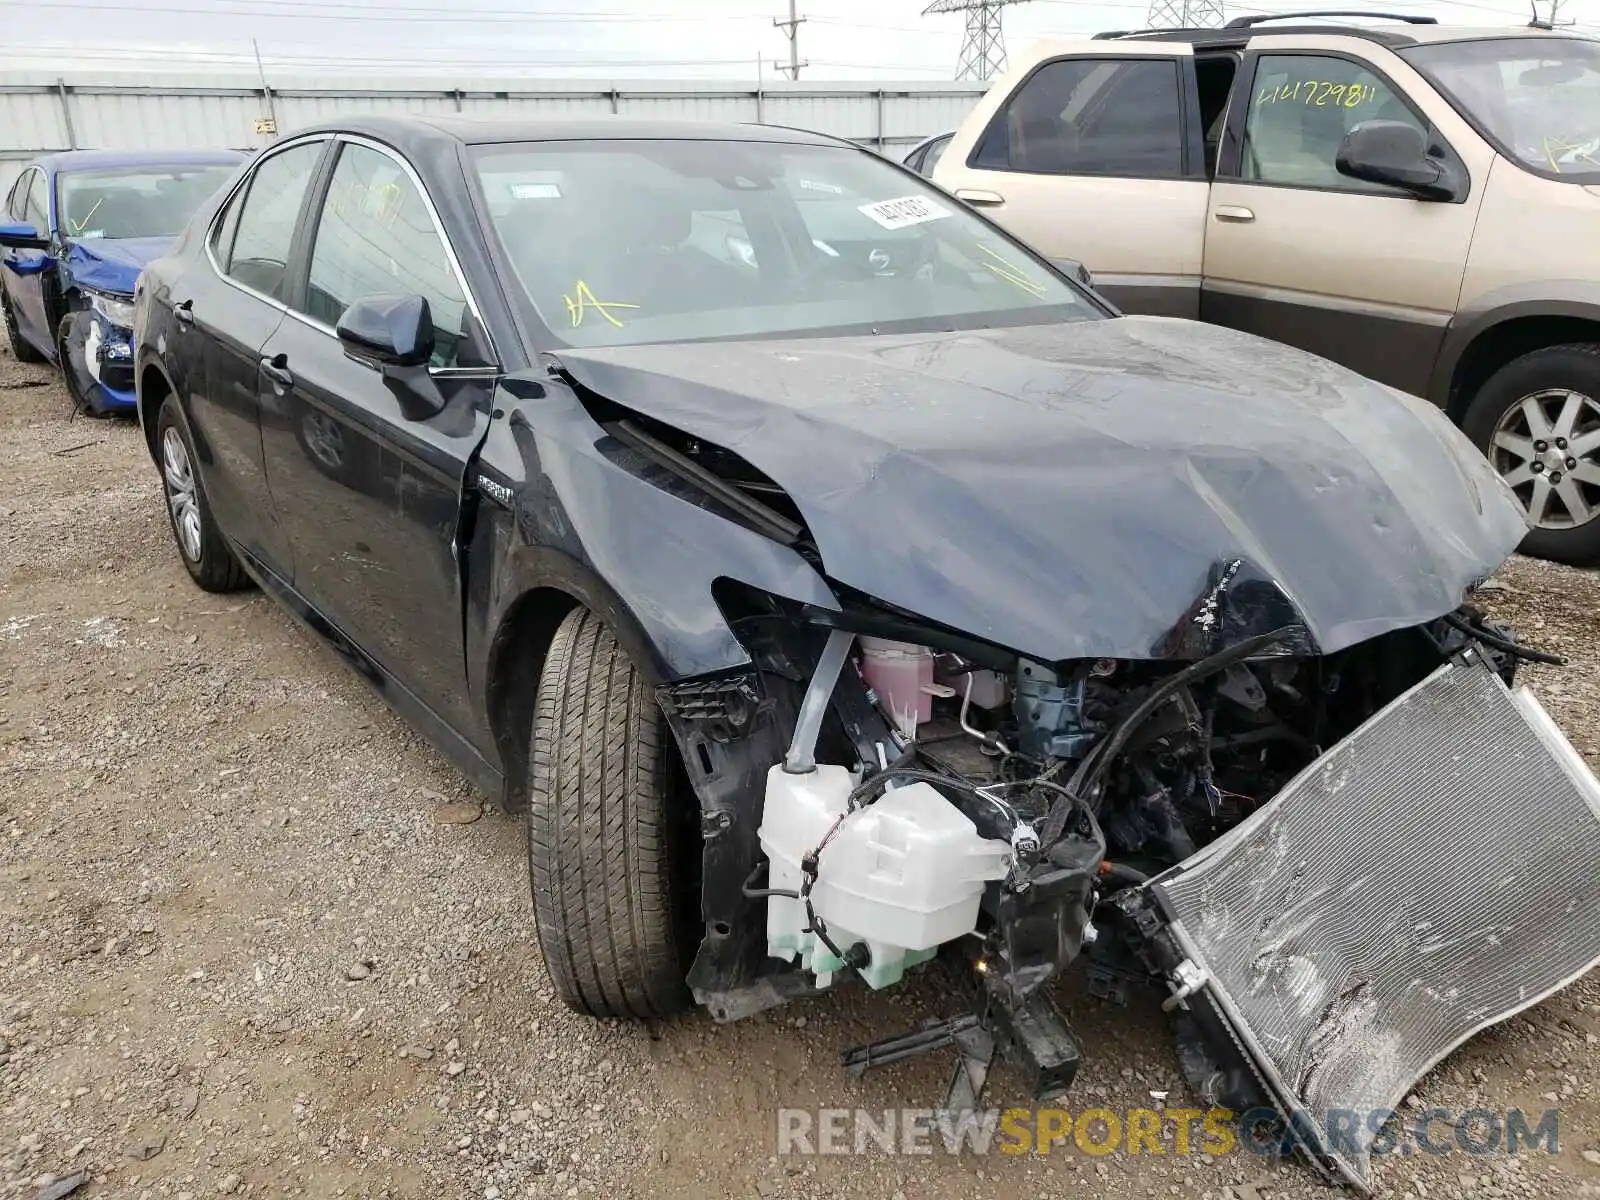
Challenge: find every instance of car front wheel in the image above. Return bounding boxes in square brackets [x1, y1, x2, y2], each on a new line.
[1463, 343, 1600, 566]
[526, 606, 693, 1020]
[156, 396, 251, 593]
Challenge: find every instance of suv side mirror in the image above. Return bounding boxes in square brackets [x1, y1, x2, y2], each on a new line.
[0, 220, 50, 251]
[1336, 120, 1464, 202]
[336, 293, 435, 369]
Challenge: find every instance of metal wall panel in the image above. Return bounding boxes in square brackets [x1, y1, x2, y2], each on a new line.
[0, 77, 986, 170]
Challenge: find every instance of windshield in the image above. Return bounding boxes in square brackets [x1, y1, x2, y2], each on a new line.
[1401, 37, 1600, 179]
[57, 165, 237, 239]
[471, 139, 1094, 348]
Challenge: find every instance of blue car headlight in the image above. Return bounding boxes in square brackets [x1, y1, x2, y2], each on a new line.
[88, 289, 136, 330]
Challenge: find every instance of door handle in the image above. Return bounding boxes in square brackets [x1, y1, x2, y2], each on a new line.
[261, 356, 294, 390]
[1213, 205, 1255, 223]
[954, 188, 1006, 206]
[174, 299, 194, 326]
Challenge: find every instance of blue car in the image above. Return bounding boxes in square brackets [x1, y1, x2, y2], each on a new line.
[0, 149, 243, 413]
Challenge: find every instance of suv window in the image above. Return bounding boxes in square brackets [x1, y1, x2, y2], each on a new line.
[304, 143, 468, 368]
[972, 57, 1184, 178]
[1241, 54, 1426, 192]
[24, 170, 49, 233]
[225, 141, 323, 301]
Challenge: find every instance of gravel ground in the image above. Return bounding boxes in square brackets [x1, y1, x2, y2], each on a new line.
[2, 329, 1599, 1200]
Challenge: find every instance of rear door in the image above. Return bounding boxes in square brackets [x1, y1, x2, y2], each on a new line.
[3, 169, 56, 353]
[189, 136, 330, 578]
[258, 135, 498, 748]
[934, 39, 1209, 317]
[1201, 36, 1492, 395]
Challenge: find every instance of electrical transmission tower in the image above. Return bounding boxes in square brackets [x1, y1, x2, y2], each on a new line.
[923, 0, 1034, 82]
[1144, 0, 1226, 29]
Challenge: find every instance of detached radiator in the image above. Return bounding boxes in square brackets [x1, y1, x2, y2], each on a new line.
[1151, 656, 1600, 1191]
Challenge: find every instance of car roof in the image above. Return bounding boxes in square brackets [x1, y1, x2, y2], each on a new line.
[1096, 20, 1594, 50]
[289, 113, 850, 152]
[37, 148, 246, 174]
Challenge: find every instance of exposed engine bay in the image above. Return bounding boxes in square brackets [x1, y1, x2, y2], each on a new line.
[658, 574, 1600, 1193]
[565, 325, 1600, 1192]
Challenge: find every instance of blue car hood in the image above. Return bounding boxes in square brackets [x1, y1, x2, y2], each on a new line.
[64, 236, 172, 296]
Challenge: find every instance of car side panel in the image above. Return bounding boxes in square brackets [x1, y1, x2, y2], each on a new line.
[3, 168, 55, 356]
[1460, 156, 1600, 319]
[257, 313, 497, 751]
[1200, 33, 1495, 395]
[934, 40, 1208, 319]
[188, 270, 292, 571]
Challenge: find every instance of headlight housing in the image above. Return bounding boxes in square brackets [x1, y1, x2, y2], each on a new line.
[88, 290, 136, 329]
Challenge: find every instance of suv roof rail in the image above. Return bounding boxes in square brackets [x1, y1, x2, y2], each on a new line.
[1222, 10, 1438, 26]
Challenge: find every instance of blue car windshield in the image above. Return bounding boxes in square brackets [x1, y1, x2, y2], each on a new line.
[57, 165, 236, 240]
[471, 139, 1094, 348]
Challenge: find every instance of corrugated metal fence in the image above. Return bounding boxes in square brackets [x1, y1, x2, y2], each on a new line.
[0, 72, 986, 196]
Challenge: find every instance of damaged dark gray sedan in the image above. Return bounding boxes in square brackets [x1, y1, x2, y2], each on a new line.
[130, 116, 1600, 1192]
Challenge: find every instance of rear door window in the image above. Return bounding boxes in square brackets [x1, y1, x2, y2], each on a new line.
[972, 57, 1185, 178]
[224, 141, 324, 301]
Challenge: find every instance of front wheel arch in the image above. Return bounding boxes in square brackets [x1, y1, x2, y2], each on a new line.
[137, 357, 176, 466]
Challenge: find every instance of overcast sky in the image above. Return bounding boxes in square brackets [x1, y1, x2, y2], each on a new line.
[1, 0, 1591, 79]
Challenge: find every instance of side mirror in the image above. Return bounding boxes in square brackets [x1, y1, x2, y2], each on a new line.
[1335, 120, 1464, 202]
[336, 293, 434, 369]
[0, 220, 50, 251]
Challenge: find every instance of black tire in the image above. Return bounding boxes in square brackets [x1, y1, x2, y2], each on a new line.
[56, 312, 108, 416]
[526, 607, 692, 1020]
[155, 396, 252, 593]
[1462, 343, 1600, 567]
[2, 293, 48, 364]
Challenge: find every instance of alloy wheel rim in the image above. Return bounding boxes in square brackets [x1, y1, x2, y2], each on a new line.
[161, 427, 204, 562]
[1489, 388, 1600, 531]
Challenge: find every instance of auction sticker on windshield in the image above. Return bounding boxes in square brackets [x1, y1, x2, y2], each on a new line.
[858, 195, 952, 230]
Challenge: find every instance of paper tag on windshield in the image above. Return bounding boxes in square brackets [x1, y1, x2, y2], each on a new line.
[510, 182, 561, 200]
[857, 195, 952, 230]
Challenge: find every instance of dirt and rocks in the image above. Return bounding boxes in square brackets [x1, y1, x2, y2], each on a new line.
[2, 331, 1599, 1200]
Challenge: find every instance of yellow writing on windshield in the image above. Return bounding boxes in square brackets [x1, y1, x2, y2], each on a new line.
[1542, 136, 1600, 174]
[1256, 80, 1377, 109]
[562, 280, 640, 329]
[977, 243, 1049, 299]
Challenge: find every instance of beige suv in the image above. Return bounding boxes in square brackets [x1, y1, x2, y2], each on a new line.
[934, 13, 1600, 563]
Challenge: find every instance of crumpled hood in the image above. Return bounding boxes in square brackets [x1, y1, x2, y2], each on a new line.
[555, 316, 1529, 661]
[64, 236, 171, 296]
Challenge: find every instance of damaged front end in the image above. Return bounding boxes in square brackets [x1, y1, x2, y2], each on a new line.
[658, 566, 1600, 1191]
[548, 322, 1597, 1190]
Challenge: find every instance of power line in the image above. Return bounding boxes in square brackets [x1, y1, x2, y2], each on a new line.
[15, 0, 775, 23]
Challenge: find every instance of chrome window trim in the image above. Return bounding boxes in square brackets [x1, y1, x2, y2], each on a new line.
[316, 133, 500, 369]
[202, 131, 500, 373]
[203, 133, 332, 318]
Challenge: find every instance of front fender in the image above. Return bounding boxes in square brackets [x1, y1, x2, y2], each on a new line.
[474, 377, 838, 687]
[1430, 280, 1600, 406]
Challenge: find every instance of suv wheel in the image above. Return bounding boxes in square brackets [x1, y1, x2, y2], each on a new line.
[1463, 344, 1600, 566]
[526, 607, 693, 1020]
[156, 396, 252, 593]
[2, 293, 48, 364]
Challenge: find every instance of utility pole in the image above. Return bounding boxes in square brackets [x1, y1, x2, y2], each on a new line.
[774, 0, 807, 80]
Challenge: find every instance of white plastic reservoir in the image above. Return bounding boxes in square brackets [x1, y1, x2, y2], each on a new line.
[758, 764, 1013, 989]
